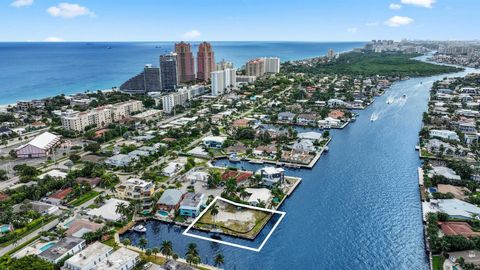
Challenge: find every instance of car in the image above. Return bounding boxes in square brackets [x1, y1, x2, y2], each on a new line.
[143, 262, 153, 269]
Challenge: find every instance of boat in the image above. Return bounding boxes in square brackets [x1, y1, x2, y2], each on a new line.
[402, 94, 407, 98]
[228, 153, 241, 162]
[415, 145, 420, 151]
[323, 146, 329, 152]
[211, 234, 222, 240]
[249, 160, 264, 164]
[106, 46, 112, 49]
[132, 224, 147, 233]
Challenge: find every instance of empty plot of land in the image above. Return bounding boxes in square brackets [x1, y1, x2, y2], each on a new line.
[183, 197, 285, 252]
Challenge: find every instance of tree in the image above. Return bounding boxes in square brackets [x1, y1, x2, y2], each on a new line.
[210, 203, 219, 228]
[122, 238, 131, 246]
[152, 247, 160, 259]
[214, 253, 225, 268]
[146, 248, 152, 256]
[84, 142, 101, 153]
[6, 255, 55, 270]
[115, 202, 128, 219]
[160, 240, 173, 258]
[0, 169, 7, 181]
[139, 237, 148, 251]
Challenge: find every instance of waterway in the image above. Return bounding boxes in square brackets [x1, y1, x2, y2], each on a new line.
[121, 61, 480, 269]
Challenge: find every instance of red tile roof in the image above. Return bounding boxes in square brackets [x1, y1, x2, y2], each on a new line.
[440, 221, 480, 237]
[49, 187, 73, 200]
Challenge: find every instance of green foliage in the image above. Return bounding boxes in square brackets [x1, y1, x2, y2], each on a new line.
[4, 255, 54, 270]
[282, 52, 461, 77]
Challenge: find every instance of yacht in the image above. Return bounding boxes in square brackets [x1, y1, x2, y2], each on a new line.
[228, 153, 241, 162]
[132, 224, 147, 233]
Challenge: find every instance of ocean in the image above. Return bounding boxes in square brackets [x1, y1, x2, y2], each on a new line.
[0, 41, 364, 105]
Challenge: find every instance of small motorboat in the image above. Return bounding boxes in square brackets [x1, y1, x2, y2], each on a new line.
[323, 146, 329, 152]
[132, 224, 147, 233]
[415, 145, 420, 151]
[228, 153, 241, 162]
[402, 94, 407, 98]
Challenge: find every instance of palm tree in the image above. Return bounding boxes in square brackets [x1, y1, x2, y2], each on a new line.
[115, 202, 127, 217]
[214, 253, 225, 268]
[160, 240, 173, 258]
[152, 247, 160, 259]
[210, 203, 219, 228]
[139, 237, 148, 251]
[122, 238, 131, 246]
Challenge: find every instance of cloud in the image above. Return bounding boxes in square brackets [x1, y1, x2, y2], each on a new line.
[401, 0, 435, 8]
[365, 21, 379, 27]
[389, 3, 402, 9]
[47, 3, 95, 19]
[10, 0, 33, 7]
[347, 27, 358, 33]
[384, 16, 414, 27]
[182, 30, 201, 39]
[44, 37, 65, 42]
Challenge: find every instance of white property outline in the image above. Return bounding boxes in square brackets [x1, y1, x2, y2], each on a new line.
[182, 196, 286, 252]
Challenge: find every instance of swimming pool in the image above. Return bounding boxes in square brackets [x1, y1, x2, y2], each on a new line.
[157, 211, 169, 217]
[0, 225, 11, 234]
[39, 242, 56, 252]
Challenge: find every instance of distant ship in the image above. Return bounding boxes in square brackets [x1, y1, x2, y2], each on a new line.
[106, 46, 112, 49]
[402, 94, 407, 98]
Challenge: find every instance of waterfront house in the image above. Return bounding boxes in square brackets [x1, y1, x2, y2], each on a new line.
[39, 236, 86, 264]
[439, 221, 480, 238]
[64, 241, 113, 270]
[179, 193, 205, 218]
[245, 188, 271, 206]
[435, 199, 480, 220]
[327, 99, 347, 107]
[92, 247, 139, 270]
[429, 129, 460, 141]
[297, 131, 323, 141]
[277, 112, 295, 122]
[259, 167, 285, 187]
[15, 132, 61, 158]
[221, 170, 253, 183]
[297, 114, 317, 126]
[202, 136, 227, 149]
[448, 250, 480, 267]
[328, 110, 345, 120]
[115, 179, 155, 210]
[292, 139, 316, 153]
[429, 166, 461, 181]
[157, 189, 184, 211]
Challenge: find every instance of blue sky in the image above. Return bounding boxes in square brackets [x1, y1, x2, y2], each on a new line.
[1, 0, 479, 41]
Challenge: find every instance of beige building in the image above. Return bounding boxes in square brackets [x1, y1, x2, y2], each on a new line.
[245, 57, 280, 77]
[61, 100, 144, 131]
[115, 178, 155, 210]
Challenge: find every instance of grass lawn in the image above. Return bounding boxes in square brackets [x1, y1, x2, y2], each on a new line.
[140, 254, 166, 265]
[69, 191, 101, 207]
[101, 238, 119, 250]
[432, 255, 445, 270]
[196, 200, 271, 239]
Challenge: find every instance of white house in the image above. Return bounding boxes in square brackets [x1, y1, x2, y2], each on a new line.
[292, 139, 316, 153]
[93, 247, 139, 270]
[318, 117, 341, 129]
[162, 162, 185, 177]
[64, 242, 113, 270]
[202, 136, 227, 149]
[436, 199, 480, 220]
[259, 167, 285, 187]
[429, 129, 460, 141]
[39, 237, 86, 264]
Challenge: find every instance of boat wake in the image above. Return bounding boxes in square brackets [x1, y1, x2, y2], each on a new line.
[370, 112, 379, 122]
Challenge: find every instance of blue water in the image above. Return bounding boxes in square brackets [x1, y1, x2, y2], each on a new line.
[0, 41, 364, 104]
[120, 62, 480, 269]
[39, 242, 56, 252]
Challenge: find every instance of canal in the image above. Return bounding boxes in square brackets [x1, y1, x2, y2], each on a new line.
[121, 62, 480, 269]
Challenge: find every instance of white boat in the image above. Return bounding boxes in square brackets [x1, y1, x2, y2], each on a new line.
[415, 145, 420, 151]
[132, 224, 147, 233]
[228, 153, 241, 162]
[324, 146, 329, 152]
[402, 94, 407, 98]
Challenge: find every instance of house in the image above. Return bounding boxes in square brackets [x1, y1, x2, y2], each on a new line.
[202, 136, 227, 148]
[436, 199, 480, 220]
[39, 236, 86, 264]
[115, 179, 155, 210]
[430, 166, 461, 181]
[0, 126, 12, 136]
[277, 112, 295, 122]
[328, 110, 345, 120]
[76, 177, 101, 188]
[179, 193, 205, 218]
[93, 247, 139, 270]
[448, 250, 480, 267]
[318, 117, 341, 129]
[65, 219, 104, 238]
[292, 139, 316, 153]
[13, 201, 59, 215]
[327, 99, 347, 107]
[46, 187, 73, 205]
[162, 162, 185, 177]
[157, 189, 184, 211]
[245, 188, 271, 206]
[439, 221, 480, 238]
[64, 242, 113, 270]
[87, 198, 130, 221]
[233, 118, 250, 128]
[38, 169, 68, 180]
[296, 114, 317, 126]
[221, 170, 253, 183]
[105, 154, 137, 167]
[297, 131, 323, 141]
[259, 167, 285, 187]
[15, 132, 61, 158]
[429, 129, 460, 141]
[253, 144, 277, 157]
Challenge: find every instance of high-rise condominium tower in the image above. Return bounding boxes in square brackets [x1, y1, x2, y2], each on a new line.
[197, 42, 215, 81]
[175, 42, 195, 83]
